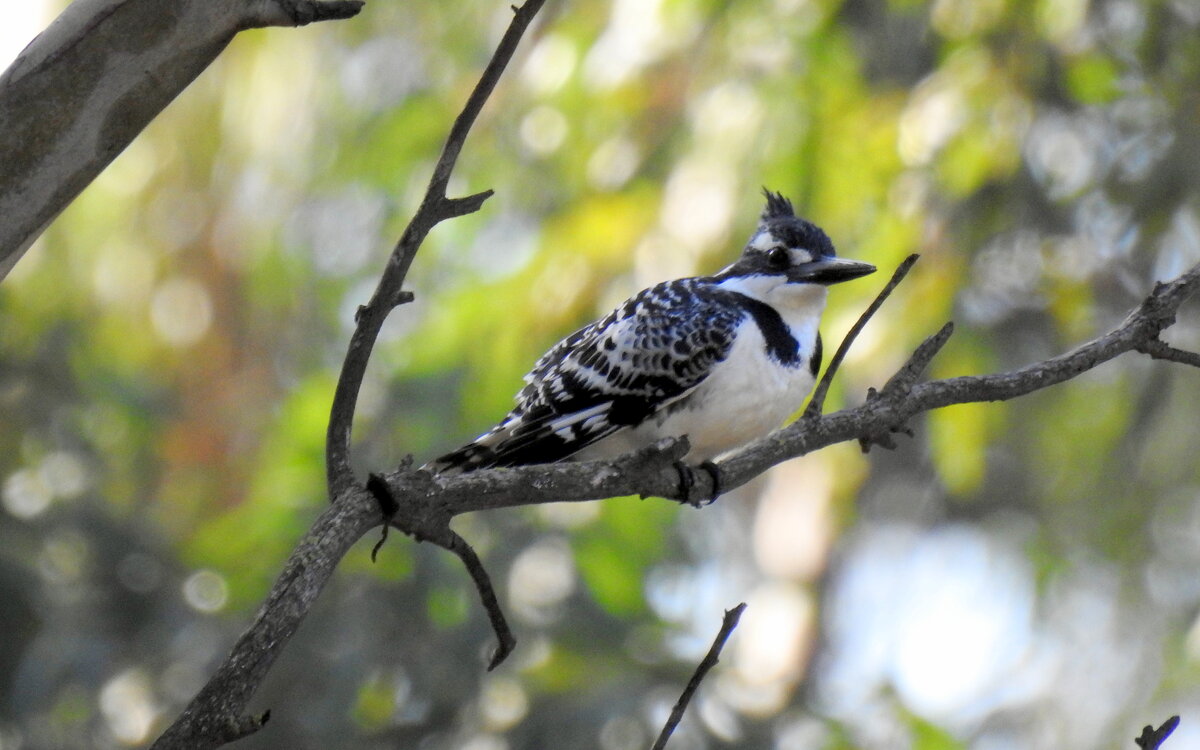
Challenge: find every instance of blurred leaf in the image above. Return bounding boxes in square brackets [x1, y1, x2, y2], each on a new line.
[928, 333, 1003, 495]
[1066, 54, 1121, 104]
[907, 712, 965, 750]
[352, 672, 397, 730]
[427, 585, 470, 629]
[573, 496, 677, 616]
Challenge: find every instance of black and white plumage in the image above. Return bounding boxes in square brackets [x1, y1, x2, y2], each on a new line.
[428, 189, 875, 475]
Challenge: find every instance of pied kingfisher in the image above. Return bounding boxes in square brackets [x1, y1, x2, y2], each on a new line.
[429, 190, 875, 485]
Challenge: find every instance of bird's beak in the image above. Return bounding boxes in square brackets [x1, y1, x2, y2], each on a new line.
[789, 256, 876, 285]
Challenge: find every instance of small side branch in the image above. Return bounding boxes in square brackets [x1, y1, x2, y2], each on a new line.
[1137, 339, 1200, 369]
[651, 603, 747, 750]
[439, 528, 517, 670]
[804, 254, 920, 419]
[246, 0, 366, 28]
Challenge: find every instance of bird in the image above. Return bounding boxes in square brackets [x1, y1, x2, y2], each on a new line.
[427, 189, 875, 497]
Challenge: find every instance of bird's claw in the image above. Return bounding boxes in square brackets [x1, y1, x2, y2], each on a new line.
[673, 460, 723, 507]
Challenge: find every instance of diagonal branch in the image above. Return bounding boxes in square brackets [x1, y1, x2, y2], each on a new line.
[150, 487, 381, 750]
[325, 0, 546, 499]
[152, 3, 547, 747]
[804, 253, 920, 419]
[0, 0, 365, 281]
[651, 603, 747, 750]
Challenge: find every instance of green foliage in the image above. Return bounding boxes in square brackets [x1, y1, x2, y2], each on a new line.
[573, 496, 678, 616]
[3, 0, 1199, 747]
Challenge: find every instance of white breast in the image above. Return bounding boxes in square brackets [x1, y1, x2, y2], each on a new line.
[648, 318, 817, 460]
[576, 316, 819, 463]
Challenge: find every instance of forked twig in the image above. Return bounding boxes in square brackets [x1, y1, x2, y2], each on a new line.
[803, 253, 920, 419]
[651, 603, 747, 750]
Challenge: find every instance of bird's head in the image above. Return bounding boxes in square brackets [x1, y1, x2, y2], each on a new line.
[714, 189, 876, 294]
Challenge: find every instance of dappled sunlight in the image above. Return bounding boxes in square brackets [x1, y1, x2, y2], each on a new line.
[819, 523, 1040, 729]
[753, 461, 835, 580]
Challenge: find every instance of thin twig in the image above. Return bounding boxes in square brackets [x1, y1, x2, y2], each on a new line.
[439, 528, 517, 670]
[803, 253, 920, 419]
[1135, 716, 1180, 749]
[651, 603, 747, 750]
[325, 0, 547, 499]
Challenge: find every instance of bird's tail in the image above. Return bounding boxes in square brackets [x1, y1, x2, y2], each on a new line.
[424, 439, 500, 476]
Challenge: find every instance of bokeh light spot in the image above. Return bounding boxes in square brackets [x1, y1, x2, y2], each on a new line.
[182, 569, 229, 613]
[150, 277, 213, 347]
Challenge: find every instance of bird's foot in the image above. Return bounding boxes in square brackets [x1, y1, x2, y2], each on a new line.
[699, 460, 722, 501]
[673, 460, 723, 507]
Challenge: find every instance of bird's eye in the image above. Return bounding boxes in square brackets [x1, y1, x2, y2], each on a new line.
[768, 246, 790, 269]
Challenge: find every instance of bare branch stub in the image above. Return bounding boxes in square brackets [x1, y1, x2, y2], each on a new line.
[1135, 716, 1180, 750]
[1137, 338, 1200, 369]
[651, 603, 747, 750]
[857, 320, 954, 453]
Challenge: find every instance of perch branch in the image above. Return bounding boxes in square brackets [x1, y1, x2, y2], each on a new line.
[155, 257, 1200, 747]
[651, 603, 747, 750]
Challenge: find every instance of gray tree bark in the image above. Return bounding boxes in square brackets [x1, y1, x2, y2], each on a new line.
[0, 0, 362, 280]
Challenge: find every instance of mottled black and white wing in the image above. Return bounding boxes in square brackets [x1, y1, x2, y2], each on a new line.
[428, 280, 744, 474]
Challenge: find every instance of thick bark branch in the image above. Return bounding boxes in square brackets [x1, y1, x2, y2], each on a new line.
[374, 260, 1200, 514]
[0, 0, 363, 280]
[150, 487, 379, 750]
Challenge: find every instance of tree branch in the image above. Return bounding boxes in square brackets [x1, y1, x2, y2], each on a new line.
[153, 256, 1200, 746]
[368, 259, 1200, 515]
[150, 487, 381, 749]
[651, 603, 747, 750]
[0, 0, 364, 281]
[153, 2, 546, 745]
[325, 0, 546, 499]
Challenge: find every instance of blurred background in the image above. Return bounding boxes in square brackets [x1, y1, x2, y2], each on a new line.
[3, 0, 1200, 747]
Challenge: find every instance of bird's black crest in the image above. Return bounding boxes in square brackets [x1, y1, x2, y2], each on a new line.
[760, 188, 795, 221]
